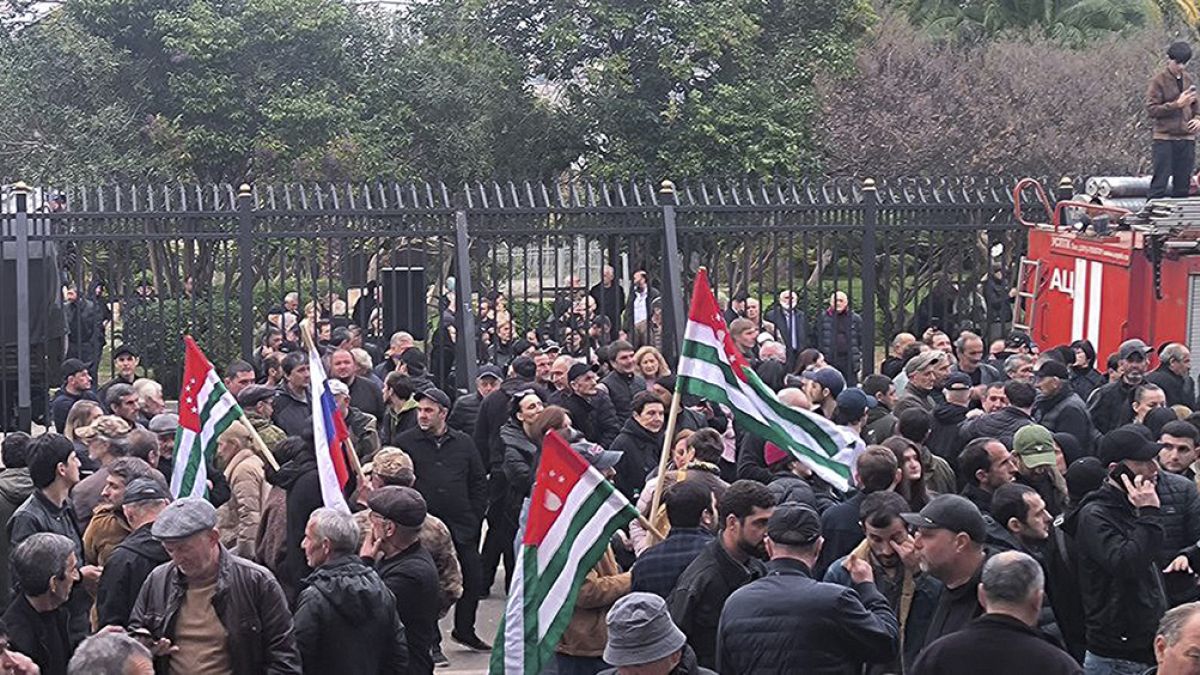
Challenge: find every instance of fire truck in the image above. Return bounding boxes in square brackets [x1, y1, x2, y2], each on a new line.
[1012, 177, 1200, 364]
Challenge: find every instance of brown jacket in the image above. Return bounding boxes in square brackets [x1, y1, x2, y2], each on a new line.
[254, 486, 288, 575]
[83, 504, 132, 566]
[218, 449, 269, 559]
[1148, 68, 1200, 140]
[556, 548, 631, 658]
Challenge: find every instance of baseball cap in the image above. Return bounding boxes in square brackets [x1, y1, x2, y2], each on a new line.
[944, 372, 972, 391]
[766, 502, 822, 546]
[1013, 424, 1056, 469]
[1118, 339, 1152, 361]
[1034, 360, 1070, 380]
[368, 486, 427, 527]
[511, 355, 537, 379]
[540, 341, 561, 355]
[112, 344, 139, 359]
[1098, 427, 1163, 465]
[60, 358, 89, 380]
[572, 438, 622, 471]
[1007, 331, 1032, 350]
[801, 366, 845, 397]
[834, 389, 870, 421]
[121, 477, 171, 506]
[476, 365, 503, 381]
[901, 494, 987, 543]
[413, 387, 451, 410]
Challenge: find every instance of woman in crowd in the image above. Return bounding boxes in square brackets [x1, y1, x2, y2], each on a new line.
[215, 423, 269, 559]
[882, 436, 932, 511]
[634, 346, 671, 388]
[63, 400, 103, 473]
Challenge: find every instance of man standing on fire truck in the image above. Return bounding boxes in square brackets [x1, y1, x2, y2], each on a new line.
[1147, 41, 1200, 199]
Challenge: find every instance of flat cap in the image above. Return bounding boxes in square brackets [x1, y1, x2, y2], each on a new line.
[568, 362, 597, 382]
[121, 477, 171, 506]
[476, 364, 503, 381]
[236, 384, 276, 408]
[76, 415, 133, 441]
[1034, 359, 1070, 380]
[767, 502, 821, 546]
[148, 413, 179, 435]
[368, 486, 427, 528]
[905, 350, 947, 376]
[151, 497, 218, 541]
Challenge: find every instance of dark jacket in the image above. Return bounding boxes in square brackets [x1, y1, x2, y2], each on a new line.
[395, 425, 488, 541]
[1087, 380, 1138, 435]
[667, 538, 767, 670]
[767, 473, 819, 510]
[862, 406, 896, 447]
[379, 402, 418, 449]
[928, 403, 970, 464]
[910, 613, 1082, 675]
[0, 468, 34, 608]
[1062, 482, 1167, 663]
[951, 362, 1002, 388]
[549, 388, 622, 449]
[816, 493, 866, 577]
[716, 557, 899, 675]
[3, 595, 74, 675]
[271, 385, 311, 437]
[500, 421, 539, 525]
[600, 370, 647, 422]
[376, 541, 440, 675]
[345, 375, 385, 425]
[1070, 367, 1105, 403]
[473, 376, 546, 470]
[1155, 470, 1200, 565]
[818, 309, 863, 385]
[7, 491, 82, 560]
[446, 391, 484, 439]
[959, 407, 1035, 450]
[893, 382, 936, 418]
[271, 453, 327, 602]
[922, 553, 986, 648]
[631, 527, 714, 599]
[96, 524, 170, 627]
[129, 548, 302, 675]
[961, 483, 996, 515]
[824, 554, 943, 674]
[735, 433, 773, 484]
[49, 388, 98, 434]
[1147, 364, 1197, 408]
[1036, 387, 1096, 457]
[765, 306, 812, 354]
[611, 417, 664, 501]
[294, 555, 407, 675]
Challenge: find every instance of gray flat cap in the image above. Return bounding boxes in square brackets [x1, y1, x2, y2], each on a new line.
[148, 413, 180, 435]
[151, 496, 217, 541]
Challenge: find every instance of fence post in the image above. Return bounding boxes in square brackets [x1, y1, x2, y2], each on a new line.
[860, 178, 878, 377]
[454, 210, 479, 390]
[660, 181, 686, 364]
[237, 184, 256, 363]
[12, 182, 31, 432]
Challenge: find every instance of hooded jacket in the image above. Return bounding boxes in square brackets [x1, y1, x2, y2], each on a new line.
[375, 541, 440, 675]
[927, 402, 969, 464]
[294, 555, 408, 675]
[611, 417, 665, 501]
[0, 468, 33, 608]
[1087, 380, 1139, 435]
[1062, 482, 1167, 663]
[500, 421, 540, 523]
[1036, 386, 1096, 457]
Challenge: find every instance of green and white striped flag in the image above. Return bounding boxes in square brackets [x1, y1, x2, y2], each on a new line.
[170, 336, 244, 498]
[678, 269, 864, 492]
[489, 431, 639, 675]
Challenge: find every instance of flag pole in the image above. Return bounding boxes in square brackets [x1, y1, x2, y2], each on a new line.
[238, 414, 280, 471]
[646, 386, 682, 541]
[299, 319, 368, 489]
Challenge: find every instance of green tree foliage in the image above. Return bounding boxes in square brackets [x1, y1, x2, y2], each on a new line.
[0, 0, 574, 184]
[893, 0, 1198, 43]
[479, 0, 876, 177]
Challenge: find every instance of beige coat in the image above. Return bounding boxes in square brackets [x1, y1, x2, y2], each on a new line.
[217, 448, 269, 558]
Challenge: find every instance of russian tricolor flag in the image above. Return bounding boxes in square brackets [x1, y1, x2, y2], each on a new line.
[308, 346, 352, 513]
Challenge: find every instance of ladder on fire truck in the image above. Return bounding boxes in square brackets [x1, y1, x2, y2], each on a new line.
[1011, 258, 1042, 335]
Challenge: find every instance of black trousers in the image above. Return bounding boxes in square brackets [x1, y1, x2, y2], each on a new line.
[1149, 138, 1196, 198]
[452, 531, 483, 637]
[480, 508, 516, 592]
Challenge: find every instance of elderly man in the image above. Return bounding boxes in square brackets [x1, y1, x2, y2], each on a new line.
[550, 363, 622, 448]
[1153, 602, 1200, 675]
[599, 593, 716, 675]
[95, 478, 171, 628]
[296, 507, 407, 675]
[765, 289, 810, 368]
[236, 385, 285, 455]
[589, 264, 625, 341]
[447, 364, 503, 438]
[818, 291, 863, 386]
[1148, 343, 1196, 408]
[910, 551, 1082, 675]
[881, 333, 917, 379]
[362, 487, 440, 675]
[951, 332, 1001, 392]
[3, 533, 81, 675]
[68, 631, 154, 675]
[894, 350, 950, 417]
[328, 379, 381, 461]
[129, 497, 300, 674]
[373, 331, 416, 381]
[131, 379, 165, 427]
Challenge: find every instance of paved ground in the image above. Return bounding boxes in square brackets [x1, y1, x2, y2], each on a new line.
[438, 575, 508, 674]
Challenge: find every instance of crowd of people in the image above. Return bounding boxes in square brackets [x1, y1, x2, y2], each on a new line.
[9, 279, 1200, 675]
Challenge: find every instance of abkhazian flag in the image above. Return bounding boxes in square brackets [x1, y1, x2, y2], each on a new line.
[307, 345, 352, 513]
[171, 336, 244, 498]
[678, 269, 864, 492]
[489, 431, 640, 675]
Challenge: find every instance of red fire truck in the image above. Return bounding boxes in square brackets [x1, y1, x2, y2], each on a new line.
[1012, 177, 1200, 362]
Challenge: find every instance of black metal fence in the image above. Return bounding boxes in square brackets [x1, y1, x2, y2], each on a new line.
[0, 175, 1055, 431]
